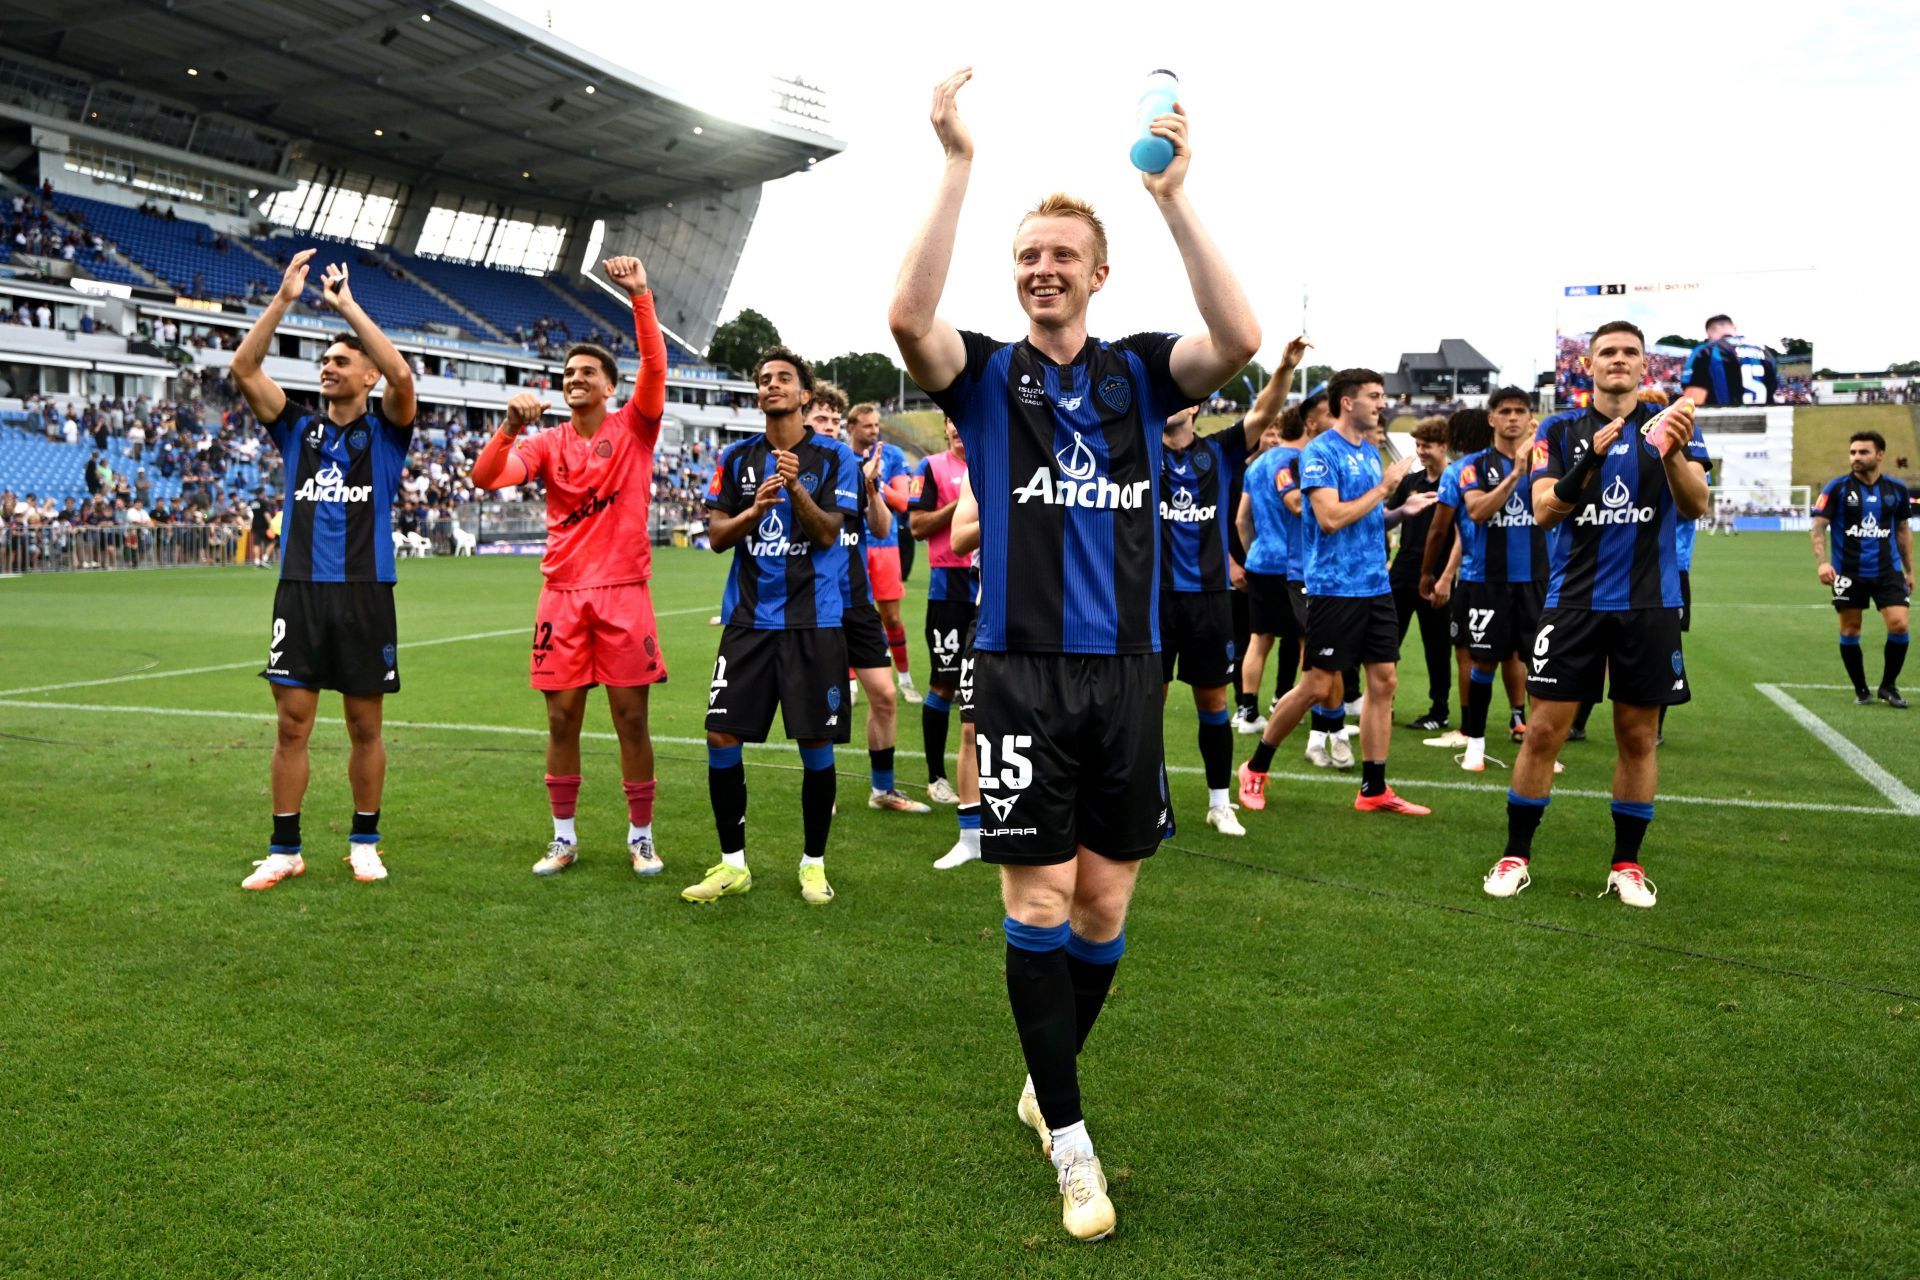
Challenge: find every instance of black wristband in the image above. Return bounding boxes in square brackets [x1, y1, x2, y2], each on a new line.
[1552, 448, 1602, 504]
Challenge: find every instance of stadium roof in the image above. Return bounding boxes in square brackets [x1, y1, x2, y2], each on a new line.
[0, 0, 844, 216]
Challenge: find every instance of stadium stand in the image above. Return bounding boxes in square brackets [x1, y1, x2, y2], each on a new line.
[52, 194, 269, 299]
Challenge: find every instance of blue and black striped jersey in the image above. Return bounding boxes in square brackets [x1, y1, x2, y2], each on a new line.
[706, 430, 863, 629]
[930, 329, 1187, 655]
[1815, 474, 1910, 582]
[1682, 337, 1777, 407]
[1531, 404, 1710, 610]
[270, 401, 413, 584]
[1159, 423, 1249, 594]
[1461, 446, 1546, 584]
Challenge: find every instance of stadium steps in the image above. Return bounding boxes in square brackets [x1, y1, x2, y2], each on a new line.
[400, 268, 510, 344]
[0, 179, 166, 289]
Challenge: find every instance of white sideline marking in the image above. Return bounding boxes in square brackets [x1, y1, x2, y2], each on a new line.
[1754, 682, 1920, 815]
[0, 606, 714, 699]
[1767, 683, 1858, 691]
[3, 698, 1913, 819]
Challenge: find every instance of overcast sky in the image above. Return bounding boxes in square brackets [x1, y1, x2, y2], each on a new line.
[509, 0, 1915, 380]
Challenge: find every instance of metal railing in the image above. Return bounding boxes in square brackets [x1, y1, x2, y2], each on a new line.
[1, 522, 243, 574]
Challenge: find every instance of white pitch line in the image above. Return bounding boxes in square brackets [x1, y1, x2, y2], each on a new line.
[1754, 683, 1920, 815]
[1766, 683, 1859, 691]
[0, 606, 716, 699]
[3, 698, 1912, 820]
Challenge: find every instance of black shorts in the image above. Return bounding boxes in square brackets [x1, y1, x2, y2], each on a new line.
[1159, 590, 1235, 687]
[1304, 594, 1400, 671]
[957, 619, 978, 725]
[973, 651, 1163, 865]
[1245, 570, 1295, 637]
[1449, 586, 1470, 647]
[843, 602, 890, 670]
[261, 579, 399, 696]
[925, 598, 975, 684]
[1287, 580, 1309, 633]
[704, 625, 852, 744]
[1679, 570, 1691, 632]
[1527, 606, 1690, 706]
[1830, 572, 1909, 612]
[1463, 580, 1546, 662]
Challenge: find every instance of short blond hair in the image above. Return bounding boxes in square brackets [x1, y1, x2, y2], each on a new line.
[1016, 193, 1108, 268]
[847, 401, 880, 422]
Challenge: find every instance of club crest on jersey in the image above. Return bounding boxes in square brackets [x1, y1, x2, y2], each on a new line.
[595, 440, 614, 459]
[798, 471, 819, 494]
[348, 427, 368, 451]
[1192, 448, 1213, 474]
[294, 462, 371, 504]
[1098, 375, 1131, 414]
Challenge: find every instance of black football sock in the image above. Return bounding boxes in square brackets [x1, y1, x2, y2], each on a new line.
[1360, 759, 1387, 798]
[1197, 708, 1233, 790]
[1249, 739, 1278, 774]
[707, 744, 747, 853]
[1505, 790, 1549, 860]
[799, 744, 836, 859]
[349, 810, 379, 843]
[1463, 668, 1495, 739]
[922, 691, 952, 782]
[1839, 635, 1868, 693]
[1237, 689, 1257, 716]
[1065, 930, 1125, 1052]
[1884, 634, 1910, 689]
[270, 812, 301, 854]
[1611, 800, 1652, 864]
[1004, 919, 1080, 1129]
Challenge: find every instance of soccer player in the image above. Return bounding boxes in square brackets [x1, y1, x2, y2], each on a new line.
[1238, 370, 1431, 817]
[1236, 407, 1303, 735]
[1453, 386, 1547, 771]
[846, 401, 922, 703]
[1417, 408, 1487, 750]
[1386, 416, 1453, 731]
[934, 468, 987, 869]
[1482, 321, 1708, 909]
[692, 346, 864, 905]
[468, 255, 670, 877]
[907, 418, 976, 804]
[805, 383, 931, 812]
[234, 249, 415, 890]
[1812, 430, 1913, 708]
[1681, 314, 1778, 408]
[889, 69, 1259, 1241]
[1161, 335, 1308, 837]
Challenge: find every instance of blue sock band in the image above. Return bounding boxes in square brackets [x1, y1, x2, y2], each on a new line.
[348, 832, 380, 845]
[958, 807, 981, 831]
[1894, 634, 1912, 646]
[268, 844, 301, 854]
[1198, 706, 1231, 726]
[708, 744, 743, 769]
[1003, 917, 1071, 953]
[1469, 667, 1496, 685]
[924, 691, 952, 714]
[1065, 929, 1126, 965]
[1507, 789, 1550, 809]
[1840, 634, 1862, 647]
[873, 767, 895, 792]
[1611, 800, 1655, 820]
[799, 744, 835, 772]
[1311, 710, 1343, 733]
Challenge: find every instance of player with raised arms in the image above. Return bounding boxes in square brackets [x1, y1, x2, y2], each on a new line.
[1811, 430, 1912, 708]
[889, 69, 1260, 1241]
[234, 249, 416, 890]
[1481, 321, 1709, 907]
[468, 256, 670, 878]
[1158, 335, 1308, 837]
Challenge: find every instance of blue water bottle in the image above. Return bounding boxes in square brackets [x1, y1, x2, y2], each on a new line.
[1129, 69, 1179, 173]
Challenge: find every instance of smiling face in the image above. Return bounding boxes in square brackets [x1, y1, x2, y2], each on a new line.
[847, 408, 882, 451]
[562, 353, 615, 413]
[1012, 214, 1108, 331]
[756, 360, 810, 419]
[1341, 383, 1386, 431]
[318, 342, 379, 404]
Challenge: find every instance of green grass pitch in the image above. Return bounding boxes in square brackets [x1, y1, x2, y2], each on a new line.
[2, 533, 1917, 1277]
